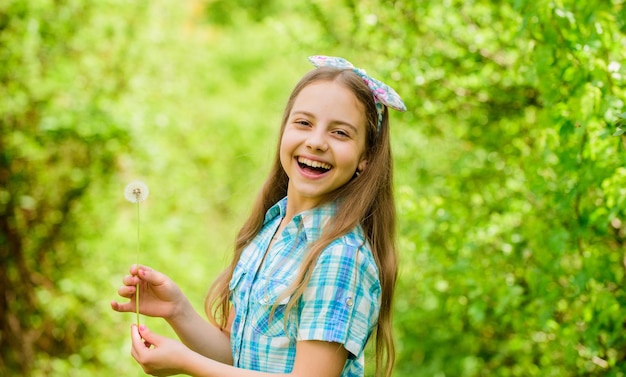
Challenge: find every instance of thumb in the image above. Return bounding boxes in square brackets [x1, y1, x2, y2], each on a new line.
[137, 324, 162, 347]
[136, 266, 168, 286]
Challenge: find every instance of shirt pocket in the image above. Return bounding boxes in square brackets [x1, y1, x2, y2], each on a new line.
[250, 277, 296, 338]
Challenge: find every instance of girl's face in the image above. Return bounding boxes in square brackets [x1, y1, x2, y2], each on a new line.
[280, 80, 368, 211]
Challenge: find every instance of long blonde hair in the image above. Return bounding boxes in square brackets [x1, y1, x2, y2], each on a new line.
[206, 67, 398, 377]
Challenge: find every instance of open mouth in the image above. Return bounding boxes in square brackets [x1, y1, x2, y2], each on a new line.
[297, 157, 332, 175]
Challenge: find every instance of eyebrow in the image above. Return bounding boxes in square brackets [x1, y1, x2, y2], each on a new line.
[290, 110, 359, 134]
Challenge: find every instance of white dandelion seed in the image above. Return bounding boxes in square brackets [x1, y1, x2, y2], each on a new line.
[124, 180, 149, 203]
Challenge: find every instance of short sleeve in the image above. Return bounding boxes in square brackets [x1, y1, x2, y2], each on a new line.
[297, 241, 381, 358]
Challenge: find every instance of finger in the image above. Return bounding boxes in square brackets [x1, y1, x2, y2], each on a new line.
[138, 324, 161, 347]
[130, 324, 144, 363]
[117, 284, 137, 298]
[130, 324, 140, 347]
[130, 264, 139, 275]
[135, 266, 168, 286]
[130, 264, 153, 276]
[111, 300, 134, 313]
[123, 274, 141, 286]
[130, 324, 149, 349]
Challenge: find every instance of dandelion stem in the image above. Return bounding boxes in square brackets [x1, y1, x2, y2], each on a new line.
[125, 180, 148, 327]
[135, 198, 141, 326]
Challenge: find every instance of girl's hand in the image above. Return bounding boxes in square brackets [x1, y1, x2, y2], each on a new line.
[131, 324, 191, 376]
[111, 265, 187, 321]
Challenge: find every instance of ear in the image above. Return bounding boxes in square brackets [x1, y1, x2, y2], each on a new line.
[357, 159, 368, 173]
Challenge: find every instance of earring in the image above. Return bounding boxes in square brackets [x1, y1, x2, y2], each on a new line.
[355, 170, 361, 177]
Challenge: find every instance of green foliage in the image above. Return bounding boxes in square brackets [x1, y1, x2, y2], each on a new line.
[614, 113, 626, 136]
[2, 0, 626, 376]
[333, 0, 626, 375]
[0, 0, 139, 373]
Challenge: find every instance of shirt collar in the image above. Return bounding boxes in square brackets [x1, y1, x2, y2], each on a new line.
[264, 197, 338, 242]
[263, 197, 287, 224]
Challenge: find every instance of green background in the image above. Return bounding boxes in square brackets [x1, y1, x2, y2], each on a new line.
[2, 0, 626, 375]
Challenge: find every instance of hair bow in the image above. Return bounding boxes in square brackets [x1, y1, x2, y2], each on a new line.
[308, 55, 407, 131]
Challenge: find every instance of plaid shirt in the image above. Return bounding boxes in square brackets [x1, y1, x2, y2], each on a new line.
[229, 197, 381, 376]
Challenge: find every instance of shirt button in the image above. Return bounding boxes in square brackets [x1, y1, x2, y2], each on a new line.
[346, 297, 354, 307]
[263, 294, 270, 304]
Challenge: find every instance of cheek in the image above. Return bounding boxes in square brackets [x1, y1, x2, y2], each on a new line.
[337, 152, 361, 175]
[278, 137, 292, 170]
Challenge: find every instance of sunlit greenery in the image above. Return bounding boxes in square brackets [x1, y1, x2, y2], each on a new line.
[2, 0, 626, 376]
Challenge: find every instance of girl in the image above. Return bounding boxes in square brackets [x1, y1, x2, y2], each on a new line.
[111, 55, 406, 377]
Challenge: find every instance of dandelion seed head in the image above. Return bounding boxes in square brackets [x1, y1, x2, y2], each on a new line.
[124, 180, 149, 203]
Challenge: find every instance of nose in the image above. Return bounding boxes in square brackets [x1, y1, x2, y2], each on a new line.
[305, 129, 328, 152]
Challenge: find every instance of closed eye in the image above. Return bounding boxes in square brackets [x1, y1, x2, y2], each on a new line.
[295, 119, 311, 127]
[333, 129, 351, 138]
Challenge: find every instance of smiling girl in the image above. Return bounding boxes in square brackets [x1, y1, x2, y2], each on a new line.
[112, 55, 406, 377]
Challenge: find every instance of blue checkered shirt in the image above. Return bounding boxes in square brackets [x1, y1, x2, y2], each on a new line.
[229, 197, 381, 376]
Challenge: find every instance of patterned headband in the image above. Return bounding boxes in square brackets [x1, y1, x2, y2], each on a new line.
[308, 55, 407, 131]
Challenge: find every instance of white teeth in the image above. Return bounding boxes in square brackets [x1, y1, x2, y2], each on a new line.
[298, 157, 331, 170]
